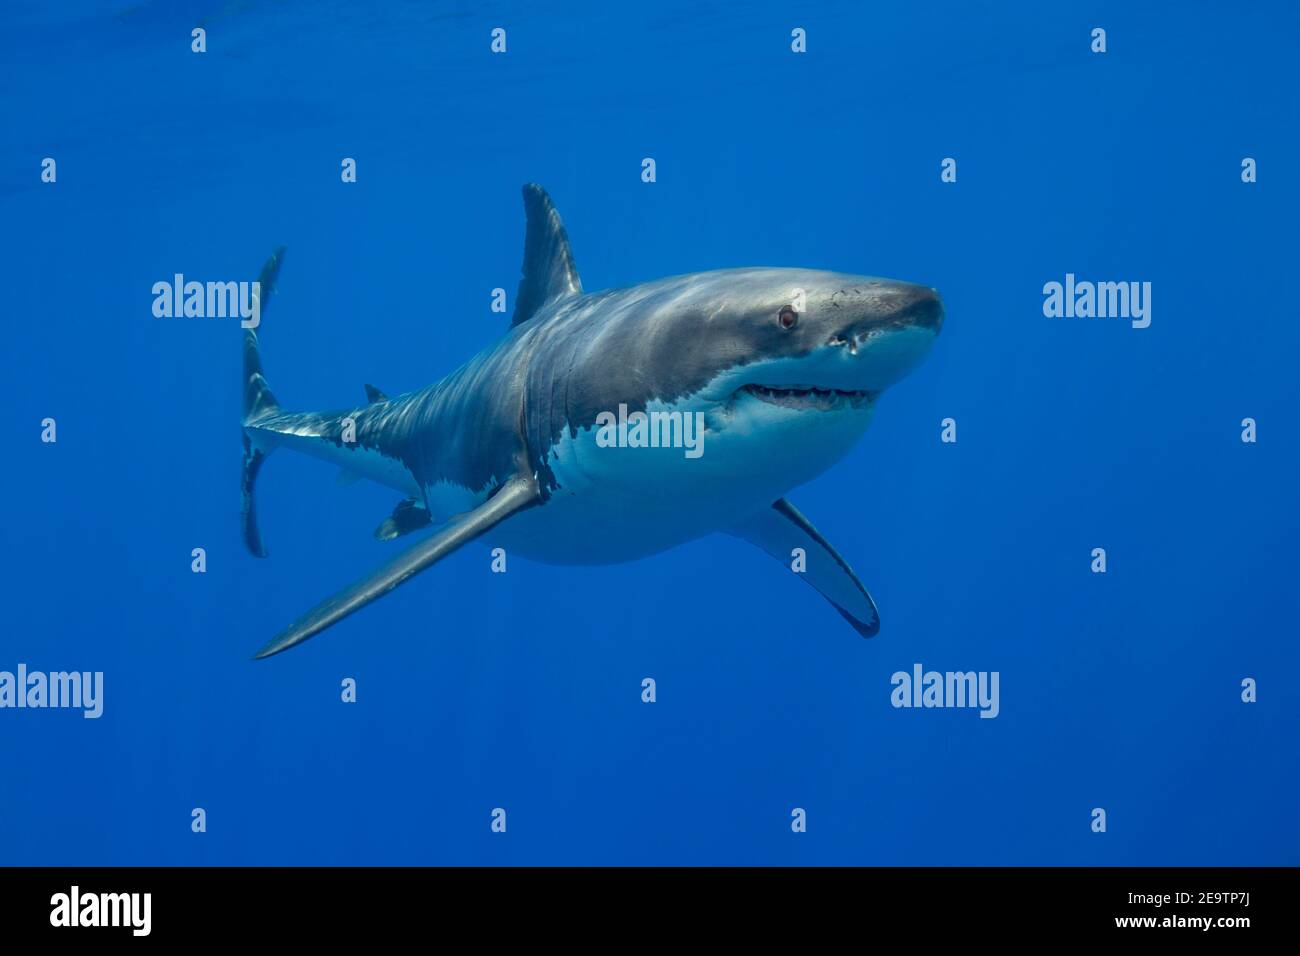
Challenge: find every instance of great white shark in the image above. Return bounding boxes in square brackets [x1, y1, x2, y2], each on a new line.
[242, 184, 943, 659]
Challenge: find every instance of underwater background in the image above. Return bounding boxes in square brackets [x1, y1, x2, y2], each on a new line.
[2, 0, 1297, 865]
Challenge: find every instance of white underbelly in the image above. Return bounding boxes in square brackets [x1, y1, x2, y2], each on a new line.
[267, 430, 422, 497]
[491, 399, 874, 565]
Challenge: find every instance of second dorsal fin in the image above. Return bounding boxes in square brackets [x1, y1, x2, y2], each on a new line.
[511, 184, 582, 328]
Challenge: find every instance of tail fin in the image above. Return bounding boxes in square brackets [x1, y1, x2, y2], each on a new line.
[241, 247, 287, 557]
[243, 247, 285, 425]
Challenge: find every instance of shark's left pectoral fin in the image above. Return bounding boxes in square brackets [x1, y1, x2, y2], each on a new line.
[253, 475, 541, 659]
[727, 498, 880, 638]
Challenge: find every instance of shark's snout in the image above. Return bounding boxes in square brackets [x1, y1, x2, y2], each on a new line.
[899, 285, 944, 332]
[842, 281, 943, 337]
[812, 281, 943, 392]
[819, 280, 941, 348]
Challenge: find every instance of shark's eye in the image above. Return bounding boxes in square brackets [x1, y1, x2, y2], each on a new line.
[778, 307, 798, 329]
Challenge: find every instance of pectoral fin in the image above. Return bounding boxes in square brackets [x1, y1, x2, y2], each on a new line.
[727, 498, 880, 638]
[253, 475, 541, 659]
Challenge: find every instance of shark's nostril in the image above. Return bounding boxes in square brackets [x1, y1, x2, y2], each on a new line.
[828, 334, 860, 355]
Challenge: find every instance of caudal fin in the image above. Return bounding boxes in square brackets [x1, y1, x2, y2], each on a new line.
[243, 247, 285, 424]
[241, 247, 287, 557]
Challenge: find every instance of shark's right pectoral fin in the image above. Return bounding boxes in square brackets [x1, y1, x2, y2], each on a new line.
[727, 498, 880, 638]
[253, 475, 541, 660]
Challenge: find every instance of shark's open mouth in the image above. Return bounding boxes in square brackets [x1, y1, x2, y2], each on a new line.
[739, 384, 877, 410]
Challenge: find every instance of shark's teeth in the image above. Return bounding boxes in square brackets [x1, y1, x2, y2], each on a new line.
[739, 384, 876, 410]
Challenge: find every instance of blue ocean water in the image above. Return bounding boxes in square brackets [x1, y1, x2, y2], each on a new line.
[2, 1, 1297, 866]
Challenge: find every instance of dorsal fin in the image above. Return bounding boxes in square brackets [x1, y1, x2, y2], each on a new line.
[511, 184, 582, 328]
[364, 383, 388, 403]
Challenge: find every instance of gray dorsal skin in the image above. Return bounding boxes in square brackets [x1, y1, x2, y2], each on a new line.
[511, 183, 582, 327]
[239, 185, 945, 658]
